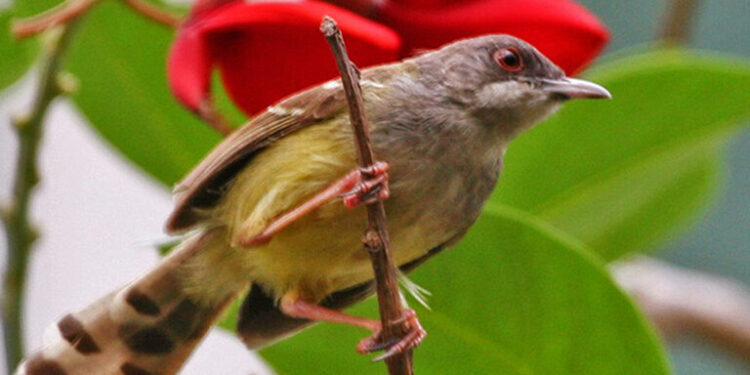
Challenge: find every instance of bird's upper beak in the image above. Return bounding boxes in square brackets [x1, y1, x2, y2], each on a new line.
[539, 77, 611, 99]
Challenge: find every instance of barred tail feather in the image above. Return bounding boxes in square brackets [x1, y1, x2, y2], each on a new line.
[16, 230, 236, 375]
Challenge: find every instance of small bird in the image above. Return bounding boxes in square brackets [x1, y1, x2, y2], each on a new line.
[17, 34, 609, 375]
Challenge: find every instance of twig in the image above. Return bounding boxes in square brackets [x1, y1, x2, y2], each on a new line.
[12, 0, 179, 39]
[120, 0, 181, 28]
[659, 0, 701, 45]
[1, 24, 80, 372]
[198, 99, 233, 136]
[320, 17, 414, 375]
[11, 0, 99, 39]
[613, 257, 750, 361]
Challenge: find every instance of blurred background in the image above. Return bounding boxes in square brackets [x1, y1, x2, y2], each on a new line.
[579, 1, 750, 373]
[1, 0, 749, 374]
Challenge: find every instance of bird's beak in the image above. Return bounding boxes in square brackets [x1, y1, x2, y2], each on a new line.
[540, 77, 611, 99]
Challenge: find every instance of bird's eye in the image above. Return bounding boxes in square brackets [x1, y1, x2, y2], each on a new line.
[493, 47, 524, 72]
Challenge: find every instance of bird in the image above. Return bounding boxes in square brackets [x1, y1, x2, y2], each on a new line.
[16, 34, 610, 375]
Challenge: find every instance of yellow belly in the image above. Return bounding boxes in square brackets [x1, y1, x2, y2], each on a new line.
[196, 119, 451, 303]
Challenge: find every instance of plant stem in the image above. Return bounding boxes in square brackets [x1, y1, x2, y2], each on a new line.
[13, 0, 179, 39]
[321, 17, 414, 375]
[11, 0, 99, 39]
[198, 99, 233, 137]
[1, 24, 79, 373]
[121, 0, 181, 28]
[659, 0, 701, 45]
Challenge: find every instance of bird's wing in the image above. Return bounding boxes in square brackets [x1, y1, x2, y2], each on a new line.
[166, 83, 349, 233]
[166, 61, 410, 233]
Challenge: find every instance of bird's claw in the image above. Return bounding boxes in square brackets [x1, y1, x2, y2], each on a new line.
[341, 161, 390, 209]
[356, 309, 426, 361]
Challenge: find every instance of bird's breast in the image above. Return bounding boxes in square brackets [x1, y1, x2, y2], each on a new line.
[211, 105, 504, 303]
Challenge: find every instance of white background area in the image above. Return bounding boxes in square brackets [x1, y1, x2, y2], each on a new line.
[0, 80, 273, 374]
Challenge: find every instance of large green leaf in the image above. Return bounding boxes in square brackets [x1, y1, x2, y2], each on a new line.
[62, 0, 221, 186]
[492, 50, 750, 259]
[260, 207, 671, 375]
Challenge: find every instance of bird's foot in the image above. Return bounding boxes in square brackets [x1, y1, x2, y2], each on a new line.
[356, 308, 426, 361]
[341, 161, 390, 209]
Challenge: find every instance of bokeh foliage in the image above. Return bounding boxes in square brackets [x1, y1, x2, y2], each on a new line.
[262, 207, 670, 375]
[494, 51, 750, 260]
[5, 1, 750, 374]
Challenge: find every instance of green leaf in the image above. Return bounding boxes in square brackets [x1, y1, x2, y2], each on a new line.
[0, 10, 35, 92]
[492, 50, 750, 259]
[63, 0, 221, 186]
[14, 0, 64, 18]
[260, 208, 671, 375]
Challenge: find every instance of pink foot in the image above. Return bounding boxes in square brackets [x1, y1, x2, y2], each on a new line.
[356, 309, 426, 361]
[341, 161, 390, 209]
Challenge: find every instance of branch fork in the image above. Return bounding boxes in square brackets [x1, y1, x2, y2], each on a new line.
[11, 0, 180, 39]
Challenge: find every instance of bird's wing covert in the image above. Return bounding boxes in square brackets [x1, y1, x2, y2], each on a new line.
[166, 84, 348, 233]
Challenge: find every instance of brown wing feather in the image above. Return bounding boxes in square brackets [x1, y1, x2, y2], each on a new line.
[165, 84, 347, 233]
[165, 61, 410, 233]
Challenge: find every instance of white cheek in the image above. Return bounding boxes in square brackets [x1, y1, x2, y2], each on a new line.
[475, 81, 561, 137]
[477, 80, 547, 108]
[479, 81, 555, 118]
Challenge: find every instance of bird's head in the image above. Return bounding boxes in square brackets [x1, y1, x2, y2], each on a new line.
[418, 34, 610, 141]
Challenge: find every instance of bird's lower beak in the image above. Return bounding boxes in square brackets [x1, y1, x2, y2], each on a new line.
[540, 77, 611, 99]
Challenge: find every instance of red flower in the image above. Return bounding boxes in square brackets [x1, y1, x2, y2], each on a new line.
[168, 1, 400, 116]
[168, 0, 609, 117]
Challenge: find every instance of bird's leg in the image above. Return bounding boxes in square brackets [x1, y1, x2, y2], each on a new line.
[280, 294, 380, 331]
[237, 161, 389, 247]
[280, 293, 425, 361]
[357, 308, 426, 361]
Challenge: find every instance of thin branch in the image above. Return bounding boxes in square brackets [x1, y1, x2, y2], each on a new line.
[197, 99, 233, 136]
[12, 0, 180, 39]
[1, 24, 80, 372]
[120, 0, 181, 28]
[320, 17, 414, 375]
[613, 257, 750, 361]
[11, 0, 99, 39]
[659, 0, 701, 45]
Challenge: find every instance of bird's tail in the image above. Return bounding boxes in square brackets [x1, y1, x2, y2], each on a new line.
[16, 229, 236, 375]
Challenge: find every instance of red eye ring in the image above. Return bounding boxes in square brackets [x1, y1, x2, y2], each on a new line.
[493, 47, 524, 72]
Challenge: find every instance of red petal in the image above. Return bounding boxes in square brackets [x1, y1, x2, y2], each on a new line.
[376, 0, 609, 75]
[190, 0, 237, 16]
[168, 1, 400, 116]
[168, 26, 211, 112]
[167, 0, 242, 112]
[385, 0, 462, 8]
